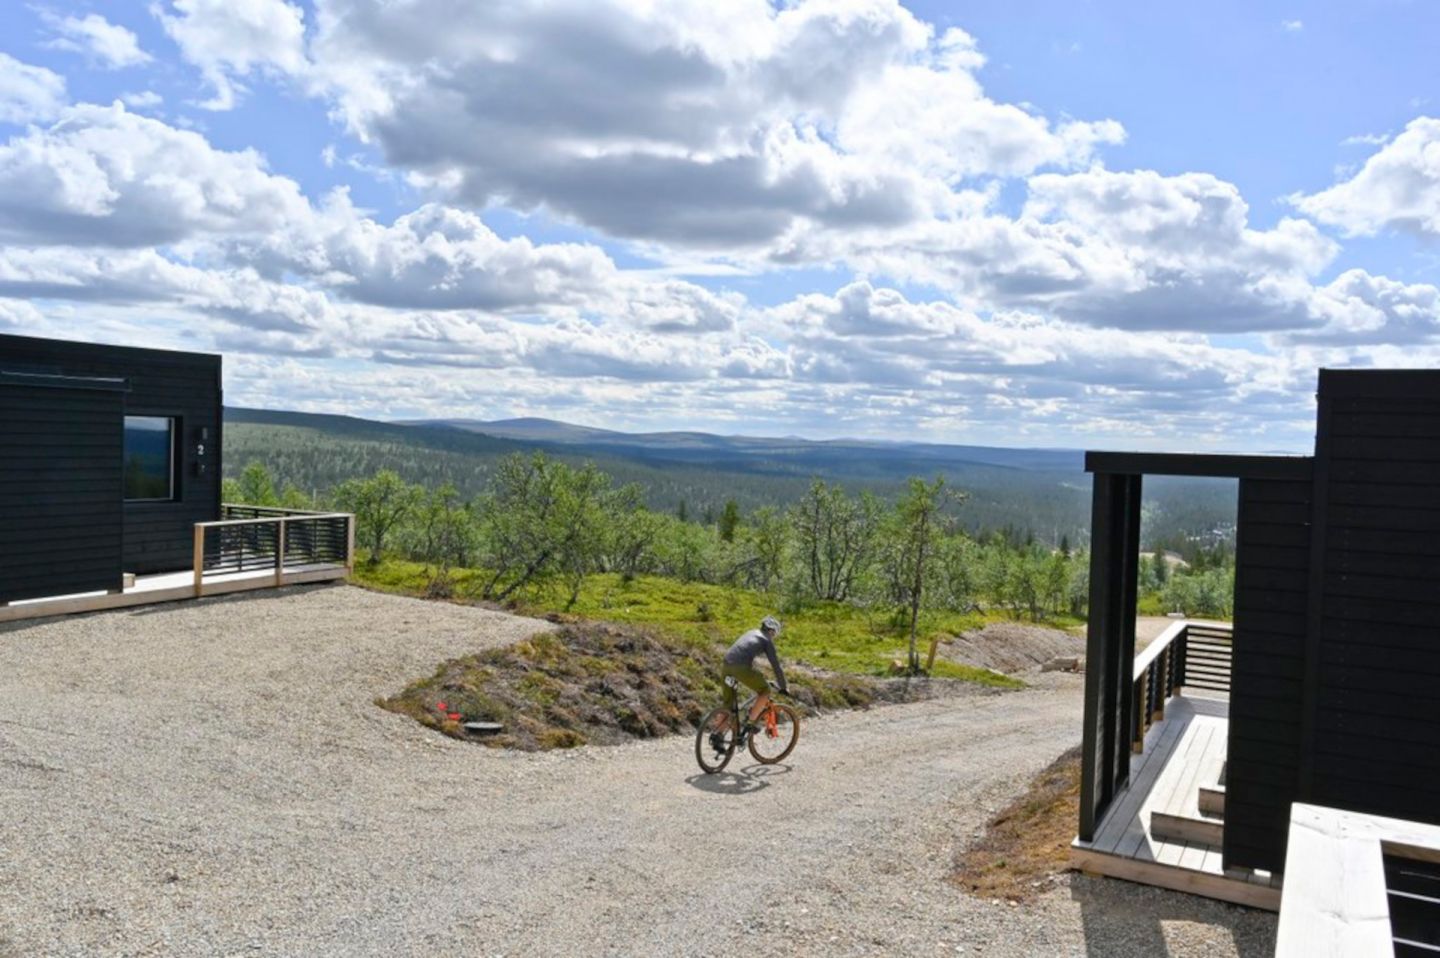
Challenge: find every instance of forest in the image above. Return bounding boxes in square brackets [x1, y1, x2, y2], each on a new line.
[224, 407, 1240, 558]
[225, 444, 1237, 664]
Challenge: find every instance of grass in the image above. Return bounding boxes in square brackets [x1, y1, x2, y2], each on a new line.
[352, 557, 1025, 689]
[952, 744, 1083, 901]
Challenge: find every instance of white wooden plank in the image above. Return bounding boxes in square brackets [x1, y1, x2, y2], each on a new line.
[1156, 837, 1187, 866]
[1179, 840, 1210, 871]
[1276, 805, 1440, 957]
[1161, 721, 1216, 819]
[1113, 727, 1196, 858]
[1119, 713, 1213, 860]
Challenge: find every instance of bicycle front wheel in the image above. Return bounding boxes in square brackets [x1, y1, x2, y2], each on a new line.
[695, 706, 737, 774]
[748, 704, 799, 764]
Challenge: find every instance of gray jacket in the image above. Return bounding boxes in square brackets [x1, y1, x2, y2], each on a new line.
[723, 629, 786, 688]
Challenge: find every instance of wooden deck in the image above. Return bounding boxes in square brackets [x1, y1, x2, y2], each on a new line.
[1070, 691, 1283, 910]
[0, 562, 348, 625]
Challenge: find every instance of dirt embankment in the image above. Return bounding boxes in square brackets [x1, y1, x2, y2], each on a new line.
[379, 619, 1016, 751]
[939, 622, 1086, 675]
[378, 621, 891, 750]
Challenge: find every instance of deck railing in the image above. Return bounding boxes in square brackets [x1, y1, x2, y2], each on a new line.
[1131, 620, 1233, 753]
[191, 504, 354, 595]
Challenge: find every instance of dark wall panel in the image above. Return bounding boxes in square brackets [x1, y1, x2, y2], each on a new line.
[0, 334, 221, 578]
[0, 383, 123, 602]
[1224, 476, 1311, 873]
[1307, 371, 1440, 833]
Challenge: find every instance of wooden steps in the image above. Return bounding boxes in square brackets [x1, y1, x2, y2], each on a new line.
[1199, 784, 1226, 816]
[1152, 810, 1224, 847]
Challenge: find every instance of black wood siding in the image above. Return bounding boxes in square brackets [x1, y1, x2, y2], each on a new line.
[1304, 371, 1440, 826]
[0, 334, 221, 579]
[0, 381, 125, 602]
[1224, 477, 1312, 872]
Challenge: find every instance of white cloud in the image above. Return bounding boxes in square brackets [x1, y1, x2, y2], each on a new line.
[0, 102, 309, 246]
[307, 0, 1122, 250]
[1282, 19, 1304, 32]
[121, 91, 164, 109]
[0, 298, 43, 328]
[154, 0, 308, 110]
[0, 54, 67, 125]
[42, 12, 153, 69]
[1293, 117, 1440, 236]
[1342, 131, 1390, 147]
[1287, 269, 1440, 345]
[798, 168, 1341, 334]
[0, 229, 1391, 449]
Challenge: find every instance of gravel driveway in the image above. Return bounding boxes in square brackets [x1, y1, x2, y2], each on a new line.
[0, 585, 1274, 956]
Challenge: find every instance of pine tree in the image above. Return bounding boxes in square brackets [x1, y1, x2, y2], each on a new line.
[718, 499, 740, 542]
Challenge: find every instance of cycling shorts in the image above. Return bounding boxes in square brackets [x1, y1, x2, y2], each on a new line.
[722, 662, 769, 709]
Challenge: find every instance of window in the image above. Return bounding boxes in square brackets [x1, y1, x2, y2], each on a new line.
[124, 416, 175, 501]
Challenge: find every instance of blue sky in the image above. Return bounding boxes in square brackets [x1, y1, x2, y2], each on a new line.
[0, 1, 1437, 452]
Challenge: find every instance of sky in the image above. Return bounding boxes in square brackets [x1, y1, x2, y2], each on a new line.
[0, 1, 1437, 453]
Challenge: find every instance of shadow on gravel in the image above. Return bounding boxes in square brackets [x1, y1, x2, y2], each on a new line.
[685, 763, 792, 795]
[1070, 875, 1276, 957]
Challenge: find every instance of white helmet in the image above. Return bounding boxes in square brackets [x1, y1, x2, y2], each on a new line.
[761, 615, 781, 635]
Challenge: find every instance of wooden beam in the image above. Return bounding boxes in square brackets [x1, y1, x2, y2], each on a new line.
[1085, 451, 1313, 481]
[275, 518, 286, 588]
[0, 566, 348, 624]
[1151, 811, 1224, 847]
[192, 524, 205, 597]
[1070, 844, 1280, 911]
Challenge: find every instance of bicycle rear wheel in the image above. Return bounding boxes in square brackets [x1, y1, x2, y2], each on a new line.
[747, 703, 799, 764]
[695, 706, 737, 774]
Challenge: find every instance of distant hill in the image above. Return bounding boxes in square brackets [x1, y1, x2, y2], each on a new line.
[403, 416, 1086, 474]
[224, 408, 1235, 547]
[402, 417, 629, 444]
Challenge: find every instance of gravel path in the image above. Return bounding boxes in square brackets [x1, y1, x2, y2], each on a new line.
[0, 585, 1274, 956]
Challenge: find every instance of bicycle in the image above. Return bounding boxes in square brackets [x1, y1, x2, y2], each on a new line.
[694, 679, 800, 774]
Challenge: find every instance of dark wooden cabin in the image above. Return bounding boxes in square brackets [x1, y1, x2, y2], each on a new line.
[0, 333, 222, 603]
[1077, 367, 1440, 898]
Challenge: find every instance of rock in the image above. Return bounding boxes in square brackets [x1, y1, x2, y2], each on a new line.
[1040, 656, 1080, 673]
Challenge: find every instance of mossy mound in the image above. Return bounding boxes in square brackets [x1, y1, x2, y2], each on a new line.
[378, 621, 882, 751]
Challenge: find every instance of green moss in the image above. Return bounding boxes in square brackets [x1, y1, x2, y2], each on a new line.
[356, 559, 1035, 689]
[928, 660, 1025, 689]
[538, 728, 586, 749]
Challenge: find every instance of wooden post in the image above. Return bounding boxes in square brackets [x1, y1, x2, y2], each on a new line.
[1131, 677, 1140, 752]
[1153, 651, 1166, 722]
[925, 635, 940, 672]
[193, 524, 205, 597]
[275, 519, 286, 587]
[345, 514, 355, 573]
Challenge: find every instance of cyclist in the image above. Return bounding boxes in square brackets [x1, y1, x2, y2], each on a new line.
[711, 615, 788, 750]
